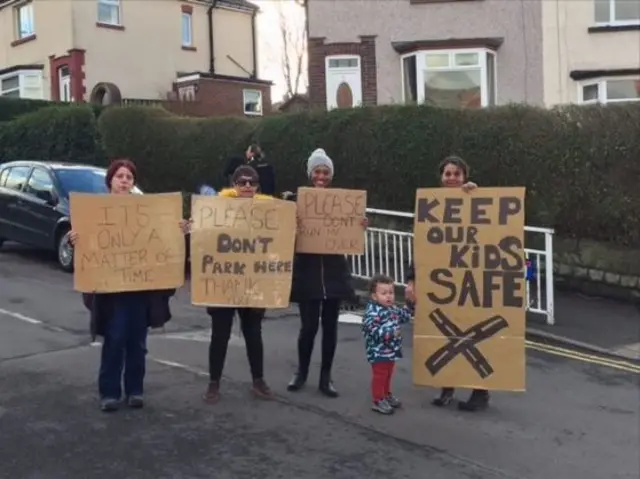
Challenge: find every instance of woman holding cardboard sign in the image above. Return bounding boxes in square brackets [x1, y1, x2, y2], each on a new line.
[181, 165, 274, 404]
[406, 156, 494, 412]
[283, 149, 368, 397]
[69, 159, 176, 413]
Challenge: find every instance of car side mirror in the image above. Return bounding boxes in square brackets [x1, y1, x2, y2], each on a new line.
[41, 191, 57, 206]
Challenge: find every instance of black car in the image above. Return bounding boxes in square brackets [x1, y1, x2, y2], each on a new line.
[0, 161, 142, 272]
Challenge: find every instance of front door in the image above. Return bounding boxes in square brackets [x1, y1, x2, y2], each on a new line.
[59, 66, 71, 102]
[325, 56, 363, 110]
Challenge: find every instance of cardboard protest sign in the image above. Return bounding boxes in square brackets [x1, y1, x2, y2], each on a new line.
[190, 195, 297, 308]
[295, 187, 366, 254]
[70, 192, 185, 293]
[412, 187, 526, 391]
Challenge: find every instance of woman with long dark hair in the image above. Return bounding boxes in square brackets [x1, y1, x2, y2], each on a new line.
[285, 149, 367, 397]
[70, 159, 176, 412]
[406, 156, 492, 412]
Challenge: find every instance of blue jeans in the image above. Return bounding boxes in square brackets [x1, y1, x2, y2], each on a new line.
[98, 293, 149, 400]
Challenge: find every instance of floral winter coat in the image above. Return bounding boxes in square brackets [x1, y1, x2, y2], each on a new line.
[362, 300, 413, 364]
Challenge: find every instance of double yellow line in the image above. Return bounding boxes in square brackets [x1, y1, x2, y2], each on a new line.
[526, 340, 640, 374]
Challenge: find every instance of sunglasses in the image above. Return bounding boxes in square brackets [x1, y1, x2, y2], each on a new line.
[235, 177, 258, 187]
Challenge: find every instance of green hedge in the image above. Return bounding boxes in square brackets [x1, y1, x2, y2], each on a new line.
[1, 102, 639, 247]
[0, 97, 104, 123]
[0, 104, 105, 165]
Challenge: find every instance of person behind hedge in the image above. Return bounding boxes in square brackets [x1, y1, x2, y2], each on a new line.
[405, 155, 492, 412]
[284, 148, 368, 397]
[70, 158, 177, 413]
[362, 274, 414, 415]
[181, 165, 274, 404]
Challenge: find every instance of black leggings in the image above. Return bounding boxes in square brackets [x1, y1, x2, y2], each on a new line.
[297, 299, 341, 375]
[208, 307, 265, 381]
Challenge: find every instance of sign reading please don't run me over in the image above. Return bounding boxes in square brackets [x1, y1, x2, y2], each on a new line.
[295, 187, 366, 255]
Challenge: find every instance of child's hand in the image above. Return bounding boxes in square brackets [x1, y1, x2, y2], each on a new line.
[405, 280, 416, 303]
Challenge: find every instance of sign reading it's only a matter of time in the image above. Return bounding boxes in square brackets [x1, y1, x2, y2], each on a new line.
[70, 193, 185, 293]
[412, 187, 527, 391]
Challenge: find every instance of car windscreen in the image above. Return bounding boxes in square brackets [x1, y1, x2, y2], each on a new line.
[56, 168, 143, 195]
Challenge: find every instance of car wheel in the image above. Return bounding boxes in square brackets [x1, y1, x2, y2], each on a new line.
[57, 229, 74, 273]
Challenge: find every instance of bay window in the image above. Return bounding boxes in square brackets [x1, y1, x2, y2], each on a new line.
[401, 48, 497, 108]
[579, 77, 640, 104]
[0, 69, 44, 99]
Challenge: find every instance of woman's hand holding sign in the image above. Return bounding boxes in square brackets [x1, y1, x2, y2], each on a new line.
[179, 219, 193, 235]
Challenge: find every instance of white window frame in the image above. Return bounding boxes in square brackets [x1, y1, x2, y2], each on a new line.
[97, 0, 121, 26]
[400, 48, 498, 108]
[15, 2, 35, 39]
[182, 11, 193, 46]
[577, 76, 640, 104]
[243, 89, 263, 116]
[595, 0, 640, 26]
[0, 69, 44, 100]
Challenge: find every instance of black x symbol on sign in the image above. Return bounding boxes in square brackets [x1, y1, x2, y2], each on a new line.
[424, 308, 509, 379]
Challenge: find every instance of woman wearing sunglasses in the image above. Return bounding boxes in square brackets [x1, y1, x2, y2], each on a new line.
[406, 156, 490, 412]
[182, 165, 273, 404]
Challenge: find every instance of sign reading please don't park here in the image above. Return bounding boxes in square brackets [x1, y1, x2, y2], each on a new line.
[190, 195, 297, 308]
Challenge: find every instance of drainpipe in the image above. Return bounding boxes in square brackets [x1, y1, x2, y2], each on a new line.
[251, 8, 258, 78]
[207, 0, 219, 74]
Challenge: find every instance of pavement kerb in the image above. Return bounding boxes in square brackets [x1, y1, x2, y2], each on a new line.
[524, 328, 639, 364]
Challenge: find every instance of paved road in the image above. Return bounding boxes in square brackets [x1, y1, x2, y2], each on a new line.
[0, 244, 638, 479]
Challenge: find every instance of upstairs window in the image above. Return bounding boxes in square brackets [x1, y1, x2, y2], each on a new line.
[16, 2, 35, 39]
[98, 0, 121, 25]
[182, 11, 193, 46]
[595, 0, 640, 25]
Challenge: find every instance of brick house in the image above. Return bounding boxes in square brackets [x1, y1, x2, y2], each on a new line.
[306, 0, 640, 110]
[0, 0, 273, 117]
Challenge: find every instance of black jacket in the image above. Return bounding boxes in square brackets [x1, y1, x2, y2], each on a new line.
[82, 290, 175, 341]
[248, 157, 276, 196]
[286, 192, 354, 303]
[290, 253, 354, 302]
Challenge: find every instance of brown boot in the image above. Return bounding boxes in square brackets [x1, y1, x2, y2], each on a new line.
[203, 381, 220, 404]
[252, 378, 273, 400]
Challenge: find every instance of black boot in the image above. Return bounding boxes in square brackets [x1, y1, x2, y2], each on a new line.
[458, 389, 490, 412]
[287, 371, 307, 392]
[432, 387, 455, 407]
[318, 371, 339, 398]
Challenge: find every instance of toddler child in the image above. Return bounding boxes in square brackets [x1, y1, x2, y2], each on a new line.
[362, 274, 413, 414]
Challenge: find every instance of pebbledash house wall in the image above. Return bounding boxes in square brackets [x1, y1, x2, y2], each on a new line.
[307, 0, 545, 109]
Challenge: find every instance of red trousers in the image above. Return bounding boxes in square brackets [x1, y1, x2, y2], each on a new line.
[371, 361, 395, 402]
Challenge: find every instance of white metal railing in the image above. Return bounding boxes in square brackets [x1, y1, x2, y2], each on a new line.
[348, 208, 556, 325]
